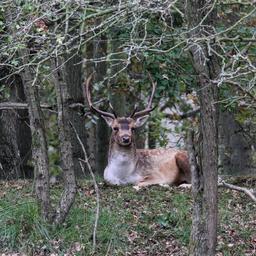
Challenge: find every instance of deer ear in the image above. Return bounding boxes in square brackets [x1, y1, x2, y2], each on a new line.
[101, 115, 114, 126]
[135, 115, 149, 128]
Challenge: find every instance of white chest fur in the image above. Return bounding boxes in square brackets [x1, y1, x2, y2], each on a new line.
[104, 152, 141, 185]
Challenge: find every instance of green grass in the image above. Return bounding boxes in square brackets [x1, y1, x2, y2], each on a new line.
[0, 179, 255, 255]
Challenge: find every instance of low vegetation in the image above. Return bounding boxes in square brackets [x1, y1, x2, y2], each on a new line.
[0, 179, 255, 255]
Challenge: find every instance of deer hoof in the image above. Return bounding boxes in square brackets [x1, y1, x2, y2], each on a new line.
[133, 185, 141, 191]
[159, 183, 170, 188]
[178, 184, 192, 189]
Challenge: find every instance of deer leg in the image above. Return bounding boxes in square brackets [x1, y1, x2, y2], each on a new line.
[175, 152, 191, 184]
[136, 175, 162, 187]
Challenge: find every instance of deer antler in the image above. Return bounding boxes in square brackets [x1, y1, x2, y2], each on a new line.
[85, 73, 116, 119]
[130, 72, 157, 118]
[108, 100, 117, 118]
[129, 104, 138, 118]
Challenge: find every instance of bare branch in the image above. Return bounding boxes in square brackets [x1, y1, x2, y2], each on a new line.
[219, 178, 256, 203]
[0, 101, 91, 114]
[225, 80, 256, 103]
[0, 102, 52, 110]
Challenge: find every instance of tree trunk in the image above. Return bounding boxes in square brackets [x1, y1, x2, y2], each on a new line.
[5, 7, 50, 220]
[85, 39, 97, 174]
[0, 59, 31, 180]
[20, 49, 51, 221]
[129, 57, 147, 149]
[13, 75, 32, 178]
[0, 72, 19, 179]
[186, 1, 220, 255]
[148, 122, 156, 149]
[94, 35, 109, 176]
[51, 57, 77, 225]
[219, 110, 256, 176]
[64, 52, 87, 178]
[0, 70, 20, 179]
[0, 109, 20, 179]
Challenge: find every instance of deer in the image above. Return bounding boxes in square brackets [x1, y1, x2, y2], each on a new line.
[85, 74, 191, 187]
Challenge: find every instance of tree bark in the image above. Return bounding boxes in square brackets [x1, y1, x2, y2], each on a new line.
[129, 57, 147, 149]
[148, 122, 156, 149]
[0, 109, 20, 179]
[0, 47, 31, 180]
[219, 110, 256, 176]
[64, 52, 87, 178]
[0, 71, 20, 179]
[5, 7, 50, 220]
[186, 1, 220, 255]
[13, 75, 32, 178]
[51, 57, 77, 225]
[94, 35, 109, 176]
[85, 39, 97, 174]
[20, 50, 51, 221]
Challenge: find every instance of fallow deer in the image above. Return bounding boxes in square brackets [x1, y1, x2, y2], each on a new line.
[85, 74, 191, 187]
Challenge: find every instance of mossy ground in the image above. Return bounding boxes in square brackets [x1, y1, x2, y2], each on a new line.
[0, 179, 255, 255]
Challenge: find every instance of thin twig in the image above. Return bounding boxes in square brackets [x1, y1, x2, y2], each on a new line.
[165, 108, 200, 120]
[71, 122, 100, 253]
[225, 80, 256, 102]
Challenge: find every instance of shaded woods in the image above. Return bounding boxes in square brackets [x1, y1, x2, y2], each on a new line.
[0, 1, 255, 255]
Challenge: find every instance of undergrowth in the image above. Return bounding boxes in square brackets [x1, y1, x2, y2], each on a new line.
[0, 179, 255, 255]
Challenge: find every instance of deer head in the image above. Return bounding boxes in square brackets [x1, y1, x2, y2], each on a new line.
[85, 73, 156, 147]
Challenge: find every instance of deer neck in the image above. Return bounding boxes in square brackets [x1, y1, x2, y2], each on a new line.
[104, 135, 141, 185]
[108, 135, 136, 160]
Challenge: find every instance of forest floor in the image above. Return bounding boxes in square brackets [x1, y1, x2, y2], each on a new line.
[0, 178, 255, 256]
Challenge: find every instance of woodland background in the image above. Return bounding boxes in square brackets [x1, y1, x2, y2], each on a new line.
[0, 0, 256, 255]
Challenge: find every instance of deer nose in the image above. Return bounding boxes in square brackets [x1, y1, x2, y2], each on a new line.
[122, 136, 130, 144]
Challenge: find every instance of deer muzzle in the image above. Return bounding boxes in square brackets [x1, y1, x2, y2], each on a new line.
[119, 135, 131, 146]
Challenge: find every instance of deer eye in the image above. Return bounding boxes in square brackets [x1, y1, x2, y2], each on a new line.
[131, 127, 135, 131]
[113, 127, 119, 131]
